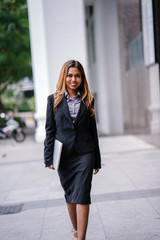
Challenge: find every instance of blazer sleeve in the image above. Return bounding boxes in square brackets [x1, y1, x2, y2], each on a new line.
[44, 95, 56, 167]
[90, 99, 101, 169]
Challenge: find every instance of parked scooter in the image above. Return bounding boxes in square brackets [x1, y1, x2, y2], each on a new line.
[0, 116, 25, 142]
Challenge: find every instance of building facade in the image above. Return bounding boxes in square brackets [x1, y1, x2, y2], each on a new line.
[27, 0, 160, 142]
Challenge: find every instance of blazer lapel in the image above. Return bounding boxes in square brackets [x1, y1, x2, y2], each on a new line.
[74, 100, 86, 125]
[62, 96, 73, 123]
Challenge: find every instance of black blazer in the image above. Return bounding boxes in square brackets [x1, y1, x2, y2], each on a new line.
[44, 94, 101, 169]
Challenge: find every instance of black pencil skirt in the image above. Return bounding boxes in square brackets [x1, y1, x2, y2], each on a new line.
[58, 150, 95, 204]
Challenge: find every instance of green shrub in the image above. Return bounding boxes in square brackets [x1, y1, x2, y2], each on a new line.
[17, 96, 35, 112]
[13, 116, 25, 128]
[1, 88, 35, 112]
[0, 117, 6, 127]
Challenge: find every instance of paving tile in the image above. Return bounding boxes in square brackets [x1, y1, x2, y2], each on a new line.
[95, 198, 160, 239]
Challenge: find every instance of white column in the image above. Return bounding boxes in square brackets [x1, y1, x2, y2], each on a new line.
[94, 0, 110, 134]
[42, 0, 89, 90]
[27, 0, 50, 142]
[148, 64, 160, 133]
[103, 0, 124, 134]
[93, 0, 123, 134]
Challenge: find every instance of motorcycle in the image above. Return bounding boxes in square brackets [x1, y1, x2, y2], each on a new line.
[0, 117, 25, 142]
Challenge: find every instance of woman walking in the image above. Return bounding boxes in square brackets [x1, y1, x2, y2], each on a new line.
[44, 60, 101, 240]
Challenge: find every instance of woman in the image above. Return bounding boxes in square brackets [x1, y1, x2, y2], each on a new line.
[44, 60, 101, 240]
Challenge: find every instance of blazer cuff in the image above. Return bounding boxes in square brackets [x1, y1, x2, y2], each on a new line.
[94, 165, 101, 169]
[44, 160, 53, 168]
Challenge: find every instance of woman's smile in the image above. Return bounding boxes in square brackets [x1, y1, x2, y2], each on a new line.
[70, 82, 77, 87]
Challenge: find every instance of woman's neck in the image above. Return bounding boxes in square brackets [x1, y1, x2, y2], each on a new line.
[67, 89, 78, 99]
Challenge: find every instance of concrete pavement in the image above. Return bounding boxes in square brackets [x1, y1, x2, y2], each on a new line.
[0, 134, 160, 240]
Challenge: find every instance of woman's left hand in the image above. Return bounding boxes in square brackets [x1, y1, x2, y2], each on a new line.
[48, 165, 54, 170]
[93, 168, 100, 175]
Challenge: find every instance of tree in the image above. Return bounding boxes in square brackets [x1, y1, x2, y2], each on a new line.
[0, 0, 32, 111]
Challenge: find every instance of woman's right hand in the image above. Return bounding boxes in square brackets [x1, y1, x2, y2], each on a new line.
[48, 165, 54, 170]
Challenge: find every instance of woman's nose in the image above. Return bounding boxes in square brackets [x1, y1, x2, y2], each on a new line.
[72, 76, 76, 81]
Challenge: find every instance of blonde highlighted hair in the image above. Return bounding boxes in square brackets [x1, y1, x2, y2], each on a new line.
[53, 60, 95, 116]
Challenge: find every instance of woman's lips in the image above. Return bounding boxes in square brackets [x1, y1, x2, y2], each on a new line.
[70, 83, 77, 87]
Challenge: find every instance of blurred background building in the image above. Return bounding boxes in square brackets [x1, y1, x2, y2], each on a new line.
[27, 0, 160, 142]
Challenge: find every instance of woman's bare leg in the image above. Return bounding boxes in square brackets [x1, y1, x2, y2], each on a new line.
[76, 204, 89, 240]
[67, 203, 77, 231]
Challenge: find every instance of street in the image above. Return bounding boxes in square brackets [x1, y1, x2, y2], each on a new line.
[0, 135, 160, 240]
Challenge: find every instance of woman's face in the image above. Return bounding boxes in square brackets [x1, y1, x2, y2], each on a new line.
[65, 67, 82, 92]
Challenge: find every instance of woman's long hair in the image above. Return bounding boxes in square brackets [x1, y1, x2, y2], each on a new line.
[53, 60, 95, 116]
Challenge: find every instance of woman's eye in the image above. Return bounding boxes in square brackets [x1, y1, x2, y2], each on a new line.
[67, 74, 80, 78]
